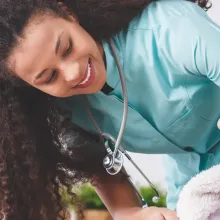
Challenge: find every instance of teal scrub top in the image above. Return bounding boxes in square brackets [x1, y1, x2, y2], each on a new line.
[58, 0, 220, 210]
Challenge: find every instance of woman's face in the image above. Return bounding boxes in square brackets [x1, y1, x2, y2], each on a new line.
[7, 13, 106, 97]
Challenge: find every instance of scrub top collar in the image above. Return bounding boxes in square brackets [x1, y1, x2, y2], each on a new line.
[101, 38, 124, 93]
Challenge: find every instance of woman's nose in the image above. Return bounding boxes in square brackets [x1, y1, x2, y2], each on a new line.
[62, 62, 81, 83]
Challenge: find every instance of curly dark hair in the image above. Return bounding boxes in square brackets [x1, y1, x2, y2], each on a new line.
[0, 0, 211, 219]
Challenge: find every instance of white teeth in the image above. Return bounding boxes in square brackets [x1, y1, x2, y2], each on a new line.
[79, 63, 91, 85]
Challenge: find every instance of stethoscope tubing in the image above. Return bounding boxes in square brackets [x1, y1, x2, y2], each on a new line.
[83, 38, 160, 206]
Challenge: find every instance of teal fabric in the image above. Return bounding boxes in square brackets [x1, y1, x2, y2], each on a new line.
[58, 0, 220, 210]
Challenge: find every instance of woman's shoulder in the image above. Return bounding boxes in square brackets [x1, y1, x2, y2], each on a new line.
[126, 0, 207, 31]
[113, 0, 215, 61]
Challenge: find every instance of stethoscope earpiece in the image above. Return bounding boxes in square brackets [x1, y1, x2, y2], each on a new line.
[152, 196, 160, 203]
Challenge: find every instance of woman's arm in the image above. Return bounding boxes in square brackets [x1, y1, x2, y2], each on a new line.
[94, 173, 178, 220]
[94, 173, 142, 218]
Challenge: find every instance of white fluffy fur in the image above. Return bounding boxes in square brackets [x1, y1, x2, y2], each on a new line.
[176, 165, 220, 220]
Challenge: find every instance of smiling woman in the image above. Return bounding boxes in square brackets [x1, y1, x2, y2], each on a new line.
[0, 0, 214, 220]
[8, 14, 106, 97]
[0, 0, 163, 218]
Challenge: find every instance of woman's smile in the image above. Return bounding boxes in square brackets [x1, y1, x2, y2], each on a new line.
[75, 58, 95, 89]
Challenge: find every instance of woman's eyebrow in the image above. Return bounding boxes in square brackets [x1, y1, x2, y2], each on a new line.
[55, 31, 64, 54]
[35, 69, 47, 79]
[35, 32, 65, 80]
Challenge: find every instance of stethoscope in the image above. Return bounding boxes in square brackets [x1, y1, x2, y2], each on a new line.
[83, 38, 160, 207]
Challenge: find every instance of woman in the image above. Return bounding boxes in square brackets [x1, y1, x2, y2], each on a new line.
[0, 0, 215, 219]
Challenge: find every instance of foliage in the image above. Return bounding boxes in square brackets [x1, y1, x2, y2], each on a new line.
[79, 184, 106, 210]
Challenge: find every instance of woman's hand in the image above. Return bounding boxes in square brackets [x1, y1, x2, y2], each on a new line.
[114, 206, 178, 220]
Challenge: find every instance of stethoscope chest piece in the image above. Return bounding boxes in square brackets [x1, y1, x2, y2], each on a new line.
[103, 140, 124, 175]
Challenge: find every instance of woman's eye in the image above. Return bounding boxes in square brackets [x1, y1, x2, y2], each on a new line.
[63, 39, 72, 58]
[45, 70, 57, 84]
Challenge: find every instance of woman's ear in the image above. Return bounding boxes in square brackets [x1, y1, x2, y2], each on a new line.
[58, 1, 79, 22]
